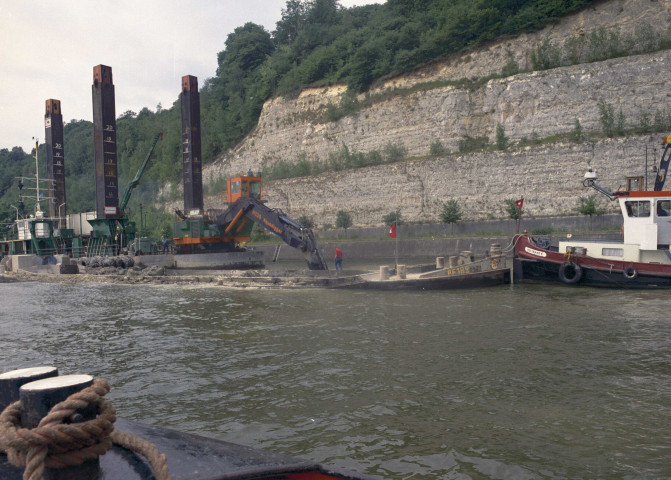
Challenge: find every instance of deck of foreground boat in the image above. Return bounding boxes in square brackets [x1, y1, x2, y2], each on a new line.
[333, 256, 510, 290]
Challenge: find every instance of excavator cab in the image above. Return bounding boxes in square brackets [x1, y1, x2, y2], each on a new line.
[226, 175, 262, 204]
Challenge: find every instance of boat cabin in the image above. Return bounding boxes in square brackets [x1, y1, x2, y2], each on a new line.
[0, 209, 59, 257]
[557, 190, 671, 264]
[619, 191, 671, 250]
[226, 175, 262, 204]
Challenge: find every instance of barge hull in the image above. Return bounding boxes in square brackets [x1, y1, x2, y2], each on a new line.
[342, 268, 509, 290]
[514, 234, 671, 288]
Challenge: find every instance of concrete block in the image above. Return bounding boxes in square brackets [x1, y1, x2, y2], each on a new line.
[11, 255, 42, 273]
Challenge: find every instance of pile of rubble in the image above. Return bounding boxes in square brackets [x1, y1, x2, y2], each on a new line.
[77, 255, 166, 277]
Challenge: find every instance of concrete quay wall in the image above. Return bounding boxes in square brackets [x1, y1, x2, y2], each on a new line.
[254, 214, 623, 263]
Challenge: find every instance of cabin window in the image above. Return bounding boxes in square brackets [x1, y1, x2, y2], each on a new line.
[250, 181, 261, 199]
[241, 181, 248, 195]
[626, 176, 643, 191]
[656, 200, 671, 217]
[231, 181, 241, 194]
[625, 200, 650, 217]
[602, 248, 624, 257]
[34, 222, 49, 238]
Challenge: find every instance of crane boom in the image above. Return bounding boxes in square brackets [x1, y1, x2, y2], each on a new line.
[119, 133, 162, 215]
[654, 135, 671, 191]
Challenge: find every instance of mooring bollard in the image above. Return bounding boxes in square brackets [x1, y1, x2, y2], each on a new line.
[397, 264, 407, 279]
[20, 374, 95, 428]
[0, 366, 58, 411]
[490, 243, 502, 257]
[459, 251, 473, 264]
[20, 374, 100, 480]
[380, 265, 390, 280]
[436, 257, 445, 269]
[489, 243, 504, 270]
[449, 256, 458, 267]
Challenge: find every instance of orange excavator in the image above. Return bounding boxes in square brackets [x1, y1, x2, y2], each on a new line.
[173, 174, 328, 270]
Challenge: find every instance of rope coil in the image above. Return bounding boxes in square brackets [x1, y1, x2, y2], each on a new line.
[0, 378, 171, 480]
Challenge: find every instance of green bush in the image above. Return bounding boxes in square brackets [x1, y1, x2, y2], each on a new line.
[504, 198, 521, 220]
[430, 140, 448, 156]
[653, 107, 671, 132]
[441, 199, 462, 224]
[458, 135, 489, 153]
[638, 112, 652, 134]
[529, 22, 669, 72]
[570, 118, 583, 143]
[501, 50, 519, 77]
[383, 142, 408, 163]
[577, 194, 601, 216]
[382, 211, 402, 227]
[335, 210, 352, 231]
[325, 91, 362, 122]
[495, 123, 508, 150]
[598, 98, 615, 137]
[530, 39, 561, 70]
[615, 109, 626, 136]
[297, 215, 315, 228]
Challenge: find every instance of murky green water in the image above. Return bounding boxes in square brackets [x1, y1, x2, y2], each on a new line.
[1, 281, 670, 479]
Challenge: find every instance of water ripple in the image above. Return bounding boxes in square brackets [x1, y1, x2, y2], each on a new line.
[1, 283, 670, 479]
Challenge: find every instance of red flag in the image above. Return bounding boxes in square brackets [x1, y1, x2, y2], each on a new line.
[389, 222, 396, 238]
[515, 197, 524, 209]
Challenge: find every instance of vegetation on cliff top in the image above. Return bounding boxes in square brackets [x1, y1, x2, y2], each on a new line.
[0, 0, 600, 229]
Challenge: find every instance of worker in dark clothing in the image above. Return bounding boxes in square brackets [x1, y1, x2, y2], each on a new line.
[334, 246, 343, 271]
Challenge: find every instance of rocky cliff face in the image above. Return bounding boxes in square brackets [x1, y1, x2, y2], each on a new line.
[262, 135, 665, 225]
[194, 0, 671, 226]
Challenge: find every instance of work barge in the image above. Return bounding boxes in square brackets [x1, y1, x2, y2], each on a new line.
[0, 242, 511, 291]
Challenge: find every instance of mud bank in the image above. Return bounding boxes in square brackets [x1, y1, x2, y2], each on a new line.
[0, 268, 363, 289]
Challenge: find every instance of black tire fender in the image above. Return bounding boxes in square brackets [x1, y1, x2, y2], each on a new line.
[558, 261, 582, 284]
[623, 266, 638, 280]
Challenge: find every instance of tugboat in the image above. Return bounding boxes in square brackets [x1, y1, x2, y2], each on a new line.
[514, 134, 671, 288]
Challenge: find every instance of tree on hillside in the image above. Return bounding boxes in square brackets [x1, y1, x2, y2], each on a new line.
[570, 118, 583, 142]
[203, 22, 275, 157]
[496, 123, 508, 150]
[388, 0, 431, 16]
[335, 210, 352, 232]
[441, 199, 462, 233]
[217, 23, 275, 75]
[273, 0, 308, 45]
[298, 214, 315, 228]
[577, 194, 600, 217]
[577, 193, 602, 230]
[505, 198, 521, 220]
[598, 98, 615, 137]
[382, 211, 402, 227]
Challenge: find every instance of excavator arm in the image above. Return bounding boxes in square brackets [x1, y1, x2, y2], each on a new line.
[214, 196, 328, 270]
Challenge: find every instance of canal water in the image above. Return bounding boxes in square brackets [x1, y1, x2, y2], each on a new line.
[1, 280, 669, 479]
